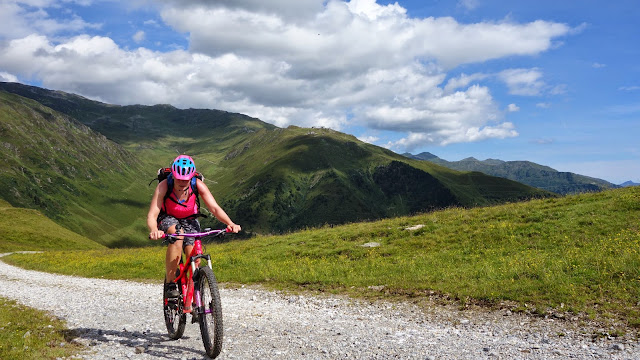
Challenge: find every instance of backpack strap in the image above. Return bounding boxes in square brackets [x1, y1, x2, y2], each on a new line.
[191, 177, 207, 218]
[163, 174, 175, 202]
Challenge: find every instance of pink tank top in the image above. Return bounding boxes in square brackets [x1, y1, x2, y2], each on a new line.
[163, 188, 198, 219]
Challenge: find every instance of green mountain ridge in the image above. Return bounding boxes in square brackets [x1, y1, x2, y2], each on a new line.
[0, 90, 149, 246]
[1, 82, 553, 243]
[405, 152, 619, 195]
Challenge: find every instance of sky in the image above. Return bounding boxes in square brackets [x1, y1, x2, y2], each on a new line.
[0, 0, 638, 184]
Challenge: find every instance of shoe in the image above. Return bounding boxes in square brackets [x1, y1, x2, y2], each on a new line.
[164, 282, 180, 299]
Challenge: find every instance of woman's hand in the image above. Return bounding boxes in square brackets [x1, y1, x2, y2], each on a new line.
[149, 230, 165, 240]
[226, 223, 242, 233]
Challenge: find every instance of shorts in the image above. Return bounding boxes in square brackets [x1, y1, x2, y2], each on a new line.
[158, 214, 201, 247]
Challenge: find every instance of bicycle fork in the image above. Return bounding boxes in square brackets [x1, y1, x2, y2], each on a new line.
[191, 254, 213, 324]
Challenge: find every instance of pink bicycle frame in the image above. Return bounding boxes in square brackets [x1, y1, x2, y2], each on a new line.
[164, 229, 226, 312]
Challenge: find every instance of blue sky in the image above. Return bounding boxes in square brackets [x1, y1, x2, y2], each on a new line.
[1, 0, 638, 184]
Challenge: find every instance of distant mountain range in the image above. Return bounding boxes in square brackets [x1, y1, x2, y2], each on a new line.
[620, 181, 640, 187]
[0, 82, 554, 244]
[403, 152, 623, 195]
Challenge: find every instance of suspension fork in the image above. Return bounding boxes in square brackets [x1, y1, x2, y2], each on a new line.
[192, 254, 212, 310]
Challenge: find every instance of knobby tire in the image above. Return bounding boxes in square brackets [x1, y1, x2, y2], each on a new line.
[197, 267, 224, 358]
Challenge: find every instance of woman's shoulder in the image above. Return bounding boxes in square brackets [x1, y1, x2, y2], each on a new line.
[195, 178, 210, 192]
[157, 178, 170, 193]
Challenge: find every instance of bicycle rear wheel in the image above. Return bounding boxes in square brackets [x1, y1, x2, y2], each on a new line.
[163, 283, 186, 339]
[197, 267, 223, 358]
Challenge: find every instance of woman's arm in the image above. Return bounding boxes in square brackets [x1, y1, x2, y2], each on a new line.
[196, 179, 241, 233]
[147, 180, 168, 240]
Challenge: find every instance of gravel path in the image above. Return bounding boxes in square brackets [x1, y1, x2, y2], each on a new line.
[0, 254, 637, 360]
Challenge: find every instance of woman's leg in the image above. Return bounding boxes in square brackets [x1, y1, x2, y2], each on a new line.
[164, 224, 185, 282]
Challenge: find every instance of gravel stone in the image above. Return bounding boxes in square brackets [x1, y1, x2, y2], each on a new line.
[1, 254, 638, 359]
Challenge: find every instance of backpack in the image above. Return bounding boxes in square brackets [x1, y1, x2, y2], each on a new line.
[149, 167, 207, 219]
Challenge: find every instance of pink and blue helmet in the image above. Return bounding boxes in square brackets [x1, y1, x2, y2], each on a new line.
[171, 155, 196, 180]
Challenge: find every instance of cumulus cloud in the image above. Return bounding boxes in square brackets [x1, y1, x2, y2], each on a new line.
[498, 68, 546, 96]
[0, 71, 19, 82]
[0, 0, 100, 39]
[507, 103, 520, 112]
[444, 73, 488, 93]
[357, 135, 379, 144]
[0, 0, 576, 148]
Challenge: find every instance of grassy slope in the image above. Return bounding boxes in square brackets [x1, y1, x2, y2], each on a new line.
[0, 91, 150, 247]
[0, 199, 103, 252]
[6, 186, 639, 331]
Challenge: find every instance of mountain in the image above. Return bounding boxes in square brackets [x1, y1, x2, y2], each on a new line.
[620, 181, 640, 187]
[1, 82, 555, 242]
[404, 152, 619, 195]
[0, 90, 152, 246]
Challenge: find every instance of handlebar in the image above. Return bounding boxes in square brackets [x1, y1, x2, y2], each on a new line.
[150, 228, 231, 241]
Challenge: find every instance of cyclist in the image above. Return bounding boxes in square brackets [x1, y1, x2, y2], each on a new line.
[147, 155, 241, 299]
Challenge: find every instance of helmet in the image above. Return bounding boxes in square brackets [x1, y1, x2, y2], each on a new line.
[171, 155, 196, 180]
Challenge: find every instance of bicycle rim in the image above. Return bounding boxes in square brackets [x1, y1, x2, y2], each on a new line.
[197, 267, 223, 358]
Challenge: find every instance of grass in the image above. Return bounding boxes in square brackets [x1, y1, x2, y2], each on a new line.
[0, 199, 105, 253]
[4, 186, 640, 333]
[0, 297, 83, 359]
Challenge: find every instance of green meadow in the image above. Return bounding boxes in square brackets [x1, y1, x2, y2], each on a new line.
[5, 186, 640, 334]
[0, 297, 83, 359]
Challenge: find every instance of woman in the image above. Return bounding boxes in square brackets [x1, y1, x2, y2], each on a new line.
[147, 155, 241, 298]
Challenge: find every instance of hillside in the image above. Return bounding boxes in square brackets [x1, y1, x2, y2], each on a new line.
[0, 91, 148, 246]
[405, 152, 618, 195]
[209, 126, 552, 233]
[1, 82, 554, 238]
[0, 199, 104, 252]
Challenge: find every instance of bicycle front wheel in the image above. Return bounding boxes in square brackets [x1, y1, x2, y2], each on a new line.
[197, 267, 223, 358]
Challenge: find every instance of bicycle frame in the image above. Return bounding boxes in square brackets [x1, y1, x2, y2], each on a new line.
[162, 228, 228, 358]
[164, 230, 225, 313]
[174, 240, 213, 313]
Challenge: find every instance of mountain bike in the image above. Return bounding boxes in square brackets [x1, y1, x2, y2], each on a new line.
[161, 228, 228, 358]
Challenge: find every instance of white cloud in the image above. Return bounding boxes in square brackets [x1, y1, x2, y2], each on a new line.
[507, 103, 519, 112]
[357, 135, 379, 144]
[457, 0, 479, 11]
[0, 0, 576, 149]
[161, 1, 572, 70]
[444, 72, 488, 93]
[592, 62, 606, 68]
[133, 30, 145, 43]
[549, 84, 567, 95]
[536, 102, 551, 108]
[619, 86, 640, 91]
[0, 71, 19, 82]
[0, 0, 100, 39]
[392, 121, 518, 150]
[498, 68, 545, 96]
